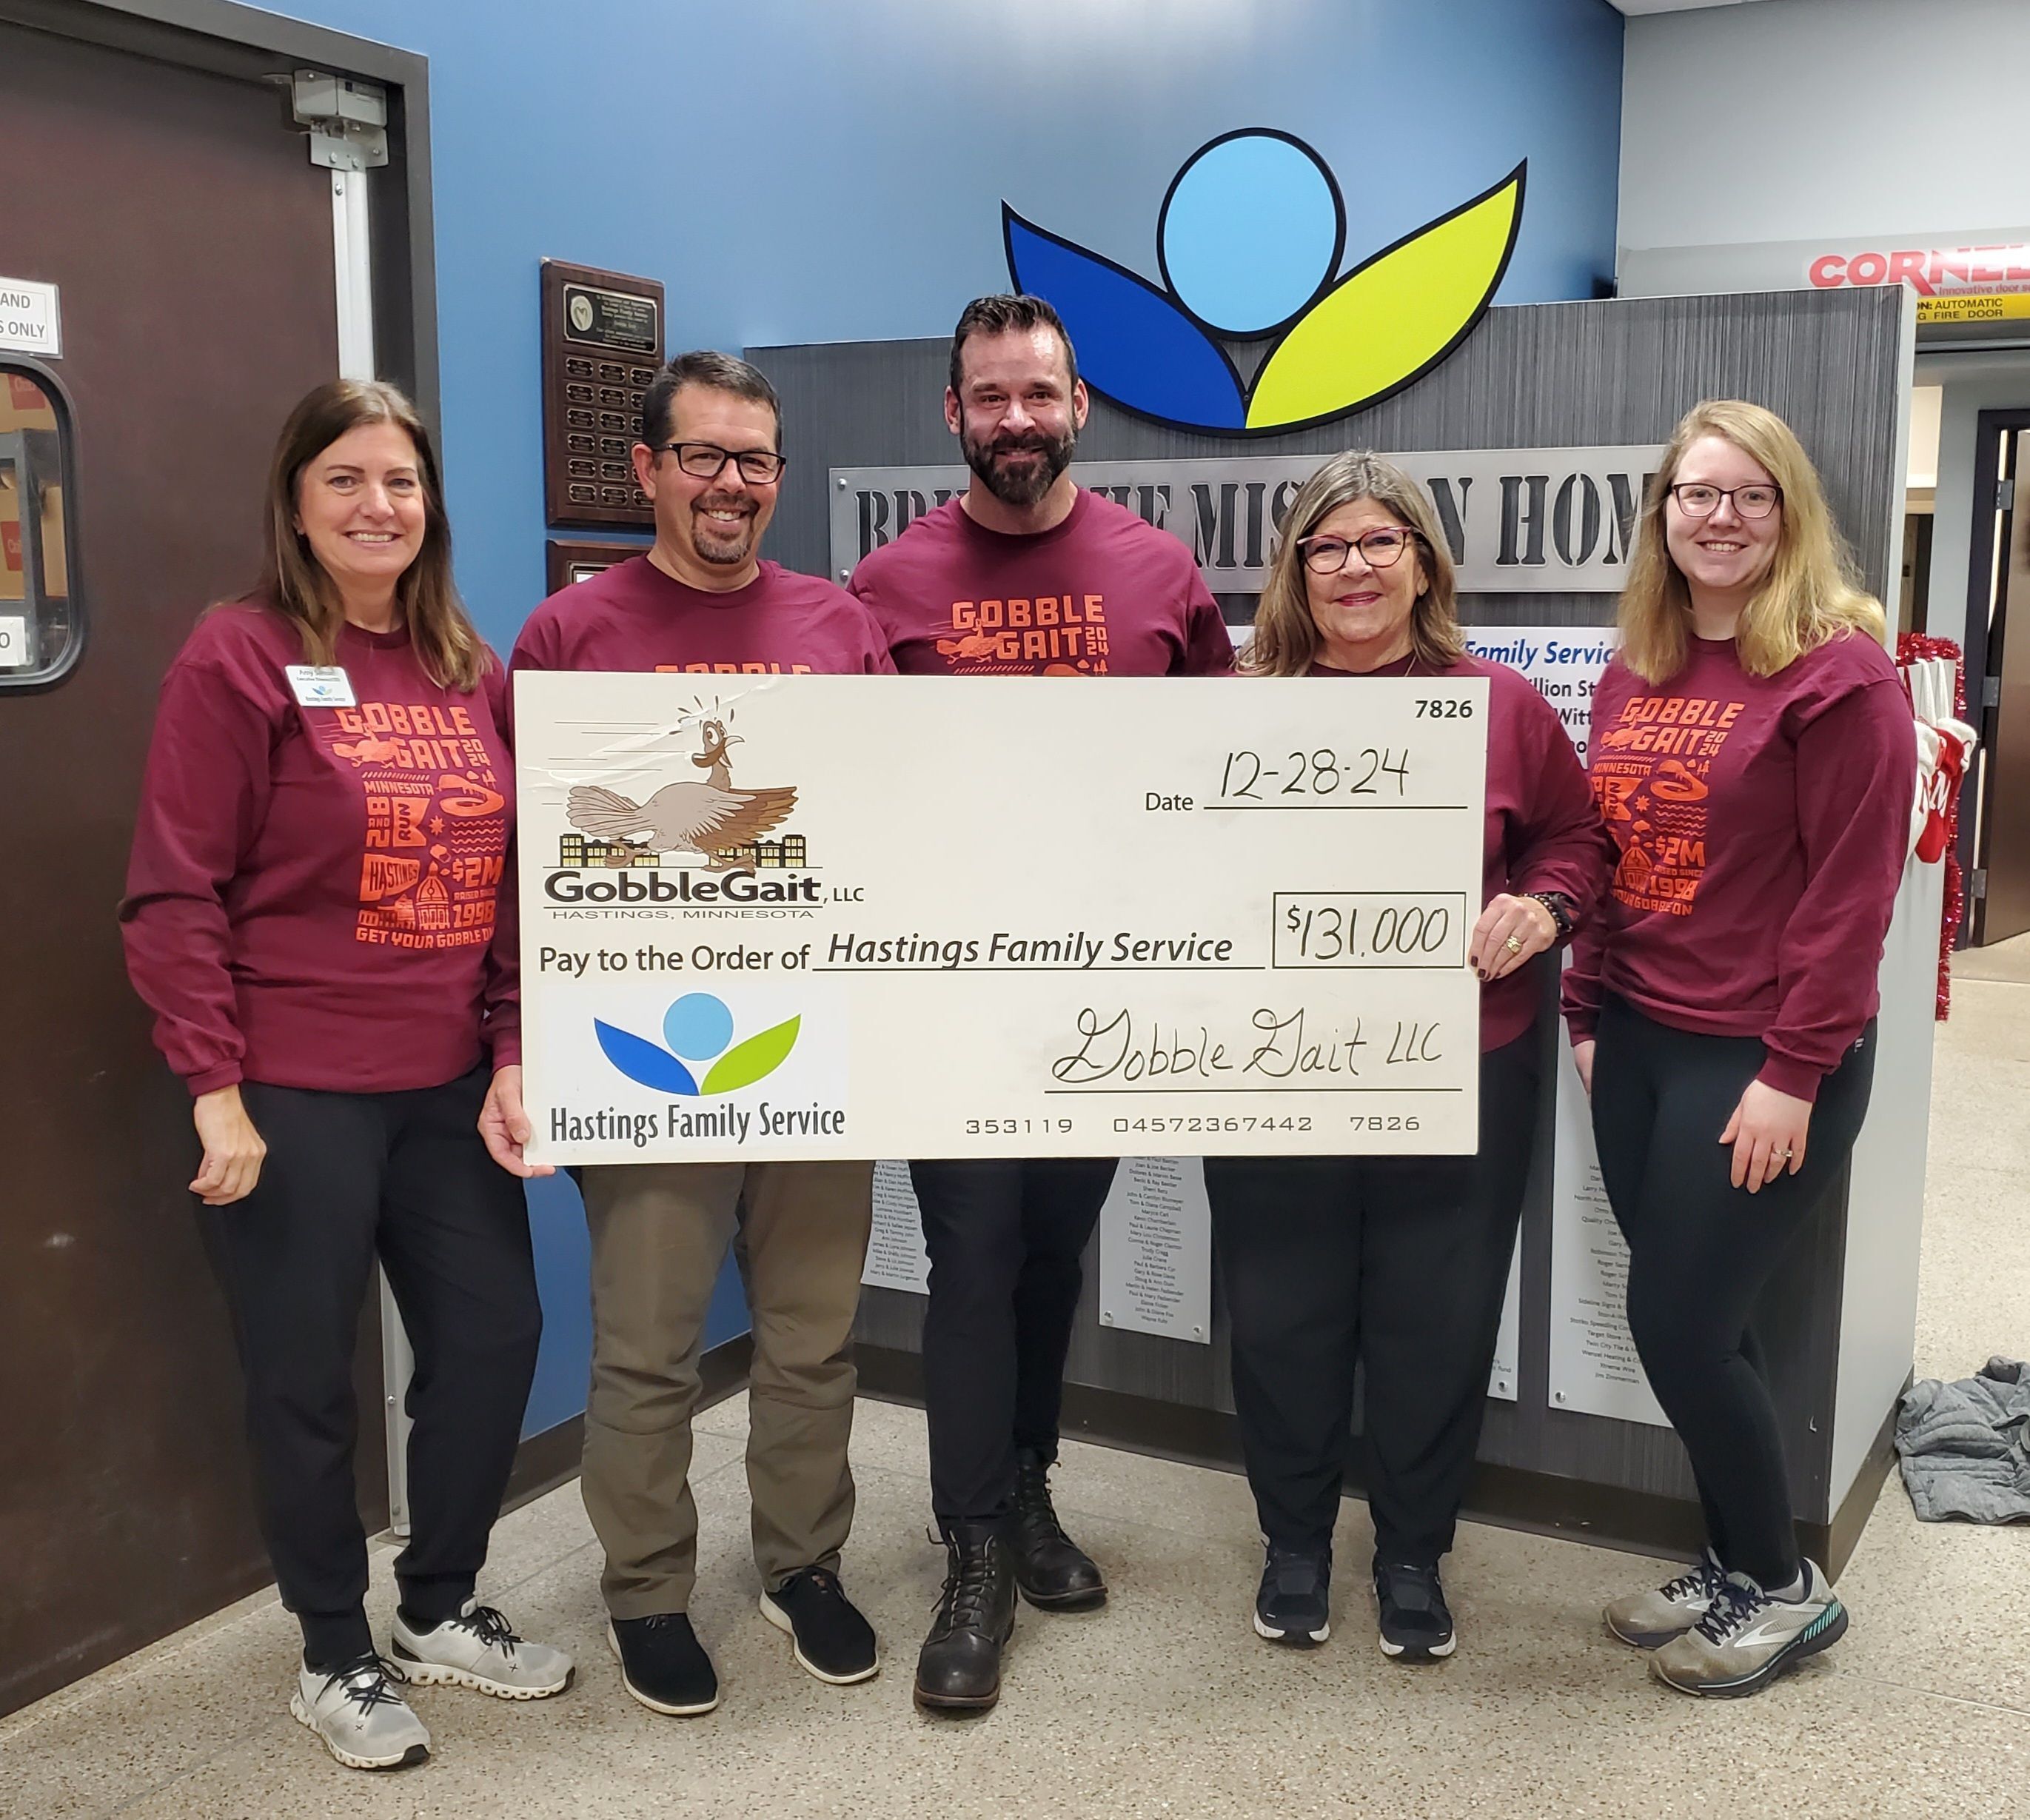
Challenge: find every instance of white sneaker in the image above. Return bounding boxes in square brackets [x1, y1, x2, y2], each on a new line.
[392, 1600, 574, 1699]
[1649, 1562, 1849, 1697]
[1603, 1548, 1726, 1649]
[290, 1655, 431, 1770]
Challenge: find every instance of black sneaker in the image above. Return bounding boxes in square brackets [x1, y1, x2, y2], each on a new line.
[1373, 1560, 1455, 1662]
[760, 1567, 880, 1685]
[607, 1613, 719, 1716]
[1253, 1541, 1331, 1647]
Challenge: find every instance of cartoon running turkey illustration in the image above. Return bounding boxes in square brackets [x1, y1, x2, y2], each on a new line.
[565, 717, 797, 870]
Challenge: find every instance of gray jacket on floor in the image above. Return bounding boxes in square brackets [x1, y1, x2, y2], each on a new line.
[1897, 1357, 2030, 1523]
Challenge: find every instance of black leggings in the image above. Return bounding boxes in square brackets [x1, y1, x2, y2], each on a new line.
[1590, 997, 1875, 1588]
[198, 1065, 541, 1667]
[1204, 1034, 1541, 1567]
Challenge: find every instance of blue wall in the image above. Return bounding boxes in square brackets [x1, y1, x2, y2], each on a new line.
[264, 0, 1626, 1434]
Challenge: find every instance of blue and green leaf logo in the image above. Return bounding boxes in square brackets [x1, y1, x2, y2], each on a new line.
[595, 993, 799, 1097]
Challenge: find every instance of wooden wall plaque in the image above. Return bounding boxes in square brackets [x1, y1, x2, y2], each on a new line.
[545, 538, 649, 596]
[540, 258, 665, 529]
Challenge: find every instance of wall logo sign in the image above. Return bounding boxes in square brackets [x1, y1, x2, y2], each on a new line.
[1003, 129, 1524, 435]
[594, 991, 801, 1097]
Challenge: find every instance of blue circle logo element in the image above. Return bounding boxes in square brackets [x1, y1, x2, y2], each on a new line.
[663, 992, 734, 1061]
[1158, 130, 1344, 336]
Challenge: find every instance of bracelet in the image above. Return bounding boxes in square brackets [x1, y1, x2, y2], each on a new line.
[1522, 891, 1575, 946]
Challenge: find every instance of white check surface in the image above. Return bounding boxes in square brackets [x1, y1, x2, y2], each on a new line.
[517, 673, 1487, 1165]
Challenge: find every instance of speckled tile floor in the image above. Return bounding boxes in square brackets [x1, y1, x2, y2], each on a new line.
[1949, 929, 2030, 986]
[5, 979, 2026, 1820]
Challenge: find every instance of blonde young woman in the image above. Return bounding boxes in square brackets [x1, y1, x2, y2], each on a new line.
[1205, 452, 1612, 1661]
[1566, 400, 1915, 1698]
[121, 381, 570, 1770]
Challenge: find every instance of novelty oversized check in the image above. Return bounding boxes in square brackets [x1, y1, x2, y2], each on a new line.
[517, 673, 1488, 1165]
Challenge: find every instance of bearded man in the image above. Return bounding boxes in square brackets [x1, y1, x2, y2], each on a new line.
[848, 295, 1231, 1712]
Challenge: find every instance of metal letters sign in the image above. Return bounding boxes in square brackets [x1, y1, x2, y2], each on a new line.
[831, 446, 1666, 594]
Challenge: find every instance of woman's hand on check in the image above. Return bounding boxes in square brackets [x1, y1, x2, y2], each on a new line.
[1469, 893, 1557, 981]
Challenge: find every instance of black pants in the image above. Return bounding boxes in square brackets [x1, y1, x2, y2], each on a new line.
[198, 1065, 541, 1667]
[1591, 996, 1875, 1589]
[1204, 1035, 1540, 1566]
[911, 1157, 1119, 1519]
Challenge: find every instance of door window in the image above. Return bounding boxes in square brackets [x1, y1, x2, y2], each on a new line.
[0, 362, 81, 687]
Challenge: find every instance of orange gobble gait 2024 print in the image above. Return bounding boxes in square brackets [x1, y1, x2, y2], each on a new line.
[321, 697, 509, 950]
[1590, 694, 1746, 917]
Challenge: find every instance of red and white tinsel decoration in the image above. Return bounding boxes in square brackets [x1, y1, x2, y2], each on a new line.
[1897, 633, 1972, 1020]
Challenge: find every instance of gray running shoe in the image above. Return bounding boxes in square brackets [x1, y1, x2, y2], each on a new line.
[392, 1600, 573, 1699]
[1603, 1548, 1726, 1649]
[1649, 1562, 1848, 1697]
[290, 1654, 430, 1770]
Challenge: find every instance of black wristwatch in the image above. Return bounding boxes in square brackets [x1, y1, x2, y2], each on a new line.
[1523, 891, 1576, 946]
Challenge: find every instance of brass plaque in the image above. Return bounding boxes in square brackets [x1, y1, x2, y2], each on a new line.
[541, 259, 665, 529]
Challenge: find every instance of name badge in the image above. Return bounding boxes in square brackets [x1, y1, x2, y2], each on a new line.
[287, 665, 357, 709]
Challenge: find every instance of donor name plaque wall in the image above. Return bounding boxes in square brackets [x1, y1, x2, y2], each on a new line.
[540, 258, 664, 530]
[516, 672, 1488, 1167]
[831, 446, 1667, 594]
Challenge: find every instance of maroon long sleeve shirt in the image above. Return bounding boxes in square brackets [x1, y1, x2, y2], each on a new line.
[848, 490, 1235, 678]
[120, 603, 516, 1094]
[1562, 631, 1915, 1101]
[1310, 653, 1616, 1052]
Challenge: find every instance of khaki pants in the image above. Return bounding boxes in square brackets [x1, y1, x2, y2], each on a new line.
[578, 1160, 874, 1618]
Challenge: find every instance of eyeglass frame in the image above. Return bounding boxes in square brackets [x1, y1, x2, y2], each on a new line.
[652, 441, 788, 485]
[1293, 525, 1427, 575]
[1665, 481, 1783, 521]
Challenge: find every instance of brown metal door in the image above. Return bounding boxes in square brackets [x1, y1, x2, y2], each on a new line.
[1974, 430, 2030, 943]
[0, 20, 372, 1715]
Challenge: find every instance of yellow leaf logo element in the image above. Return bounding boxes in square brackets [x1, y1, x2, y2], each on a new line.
[1245, 163, 1524, 432]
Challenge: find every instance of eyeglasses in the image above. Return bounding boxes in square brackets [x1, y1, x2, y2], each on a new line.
[1296, 526, 1422, 574]
[656, 441, 786, 484]
[1667, 482, 1781, 520]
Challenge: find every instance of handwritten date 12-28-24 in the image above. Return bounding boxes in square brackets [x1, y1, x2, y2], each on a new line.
[1217, 747, 1410, 800]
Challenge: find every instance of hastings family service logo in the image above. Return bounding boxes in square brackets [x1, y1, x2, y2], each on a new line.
[596, 992, 800, 1097]
[1003, 129, 1524, 434]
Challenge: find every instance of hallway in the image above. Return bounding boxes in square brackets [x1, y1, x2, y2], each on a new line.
[5, 971, 2026, 1819]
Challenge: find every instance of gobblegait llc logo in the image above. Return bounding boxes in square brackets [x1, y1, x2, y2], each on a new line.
[595, 991, 800, 1097]
[1003, 128, 1524, 434]
[545, 709, 822, 907]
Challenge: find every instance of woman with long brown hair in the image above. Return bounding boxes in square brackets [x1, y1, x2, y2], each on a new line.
[1206, 452, 1612, 1662]
[121, 380, 570, 1770]
[1568, 401, 1913, 1698]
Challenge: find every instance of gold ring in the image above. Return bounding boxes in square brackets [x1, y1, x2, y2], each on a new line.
[1504, 934, 1524, 954]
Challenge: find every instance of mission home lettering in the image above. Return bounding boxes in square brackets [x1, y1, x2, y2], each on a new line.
[831, 446, 1666, 595]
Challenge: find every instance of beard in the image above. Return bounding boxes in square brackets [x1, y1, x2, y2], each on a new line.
[686, 490, 759, 566]
[961, 419, 1076, 508]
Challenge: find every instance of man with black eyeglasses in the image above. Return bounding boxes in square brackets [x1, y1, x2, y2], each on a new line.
[498, 350, 893, 1719]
